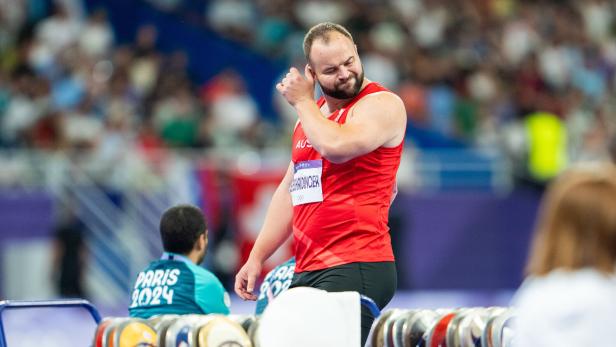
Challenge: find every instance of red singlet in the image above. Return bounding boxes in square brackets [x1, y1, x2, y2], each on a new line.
[291, 82, 403, 272]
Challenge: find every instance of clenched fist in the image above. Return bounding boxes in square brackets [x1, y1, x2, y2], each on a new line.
[276, 65, 316, 106]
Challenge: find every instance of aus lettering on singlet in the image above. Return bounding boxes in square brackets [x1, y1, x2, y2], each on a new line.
[129, 269, 179, 308]
[258, 264, 295, 301]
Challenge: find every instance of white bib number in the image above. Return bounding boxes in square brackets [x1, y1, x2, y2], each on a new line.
[290, 160, 323, 206]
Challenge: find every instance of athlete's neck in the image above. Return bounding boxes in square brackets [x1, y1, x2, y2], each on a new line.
[323, 78, 371, 113]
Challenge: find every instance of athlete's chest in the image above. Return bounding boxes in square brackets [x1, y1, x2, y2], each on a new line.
[292, 127, 319, 162]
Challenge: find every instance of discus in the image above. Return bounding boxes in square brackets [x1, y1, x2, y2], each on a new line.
[148, 314, 180, 347]
[491, 309, 515, 347]
[391, 310, 417, 347]
[426, 311, 457, 347]
[407, 309, 439, 347]
[93, 318, 112, 347]
[382, 309, 406, 347]
[102, 318, 129, 347]
[113, 318, 157, 347]
[458, 308, 492, 347]
[228, 314, 258, 335]
[445, 308, 471, 347]
[369, 309, 399, 347]
[164, 314, 212, 347]
[479, 307, 507, 347]
[196, 315, 252, 347]
[246, 317, 260, 347]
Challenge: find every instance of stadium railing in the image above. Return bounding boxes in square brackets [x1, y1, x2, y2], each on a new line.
[0, 147, 513, 305]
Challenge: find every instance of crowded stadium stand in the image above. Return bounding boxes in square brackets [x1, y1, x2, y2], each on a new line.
[0, 0, 615, 346]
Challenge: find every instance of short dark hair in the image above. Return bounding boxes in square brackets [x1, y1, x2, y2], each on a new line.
[303, 22, 354, 62]
[160, 204, 207, 254]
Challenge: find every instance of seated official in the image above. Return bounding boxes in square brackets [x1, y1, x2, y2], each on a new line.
[255, 257, 296, 315]
[129, 204, 230, 318]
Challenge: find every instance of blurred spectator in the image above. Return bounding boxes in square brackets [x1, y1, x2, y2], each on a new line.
[253, 2, 293, 57]
[411, 1, 449, 49]
[0, 0, 614, 186]
[206, 0, 257, 42]
[579, 0, 614, 44]
[34, 4, 80, 55]
[130, 25, 160, 97]
[1, 69, 48, 146]
[362, 51, 399, 90]
[512, 164, 616, 346]
[50, 48, 86, 110]
[28, 111, 62, 149]
[524, 110, 568, 185]
[78, 9, 113, 58]
[62, 97, 102, 149]
[0, 0, 26, 55]
[154, 86, 200, 147]
[293, 0, 351, 29]
[52, 207, 88, 298]
[202, 70, 260, 148]
[136, 118, 165, 155]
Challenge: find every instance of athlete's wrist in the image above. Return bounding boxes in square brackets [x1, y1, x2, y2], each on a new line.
[248, 249, 267, 265]
[293, 98, 315, 110]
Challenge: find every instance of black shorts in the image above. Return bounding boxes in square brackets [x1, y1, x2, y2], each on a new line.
[290, 261, 397, 346]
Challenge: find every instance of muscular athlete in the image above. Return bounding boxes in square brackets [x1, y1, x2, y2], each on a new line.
[235, 22, 406, 344]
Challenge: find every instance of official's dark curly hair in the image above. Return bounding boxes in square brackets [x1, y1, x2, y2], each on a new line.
[159, 204, 207, 254]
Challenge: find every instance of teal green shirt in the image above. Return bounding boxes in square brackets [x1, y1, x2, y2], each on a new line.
[129, 253, 230, 318]
[256, 257, 295, 315]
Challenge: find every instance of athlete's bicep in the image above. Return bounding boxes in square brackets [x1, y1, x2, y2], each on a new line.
[326, 92, 406, 163]
[280, 161, 295, 190]
[344, 92, 406, 150]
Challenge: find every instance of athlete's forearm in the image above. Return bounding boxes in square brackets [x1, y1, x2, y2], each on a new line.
[294, 99, 349, 160]
[295, 100, 370, 163]
[248, 166, 294, 264]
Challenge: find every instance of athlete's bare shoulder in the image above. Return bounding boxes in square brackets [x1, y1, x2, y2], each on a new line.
[346, 89, 406, 147]
[349, 89, 406, 124]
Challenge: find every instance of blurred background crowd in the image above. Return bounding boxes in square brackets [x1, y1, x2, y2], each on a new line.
[0, 0, 615, 309]
[1, 0, 615, 180]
